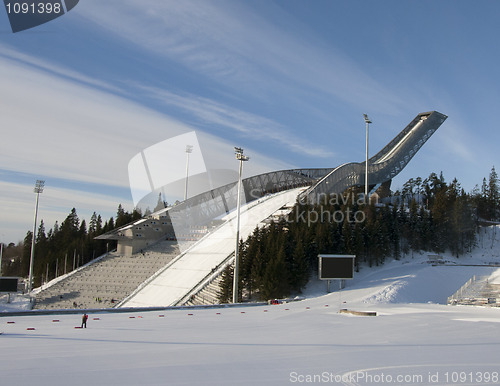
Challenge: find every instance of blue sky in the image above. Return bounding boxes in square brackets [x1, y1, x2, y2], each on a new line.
[1, 0, 499, 243]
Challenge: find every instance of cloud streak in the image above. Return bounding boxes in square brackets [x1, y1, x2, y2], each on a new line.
[77, 0, 406, 113]
[131, 84, 334, 158]
[0, 52, 188, 189]
[0, 44, 122, 94]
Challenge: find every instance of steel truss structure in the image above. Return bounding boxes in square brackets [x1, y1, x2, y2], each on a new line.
[163, 168, 331, 241]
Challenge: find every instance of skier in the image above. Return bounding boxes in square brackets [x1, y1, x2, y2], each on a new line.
[81, 313, 88, 328]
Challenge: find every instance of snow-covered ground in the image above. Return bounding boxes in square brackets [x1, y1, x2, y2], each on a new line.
[1, 227, 499, 385]
[0, 294, 32, 312]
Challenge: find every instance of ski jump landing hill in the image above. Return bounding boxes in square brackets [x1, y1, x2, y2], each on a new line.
[34, 111, 447, 310]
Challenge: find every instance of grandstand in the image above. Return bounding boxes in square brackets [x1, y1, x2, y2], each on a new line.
[34, 240, 181, 309]
[32, 111, 447, 309]
[448, 275, 500, 306]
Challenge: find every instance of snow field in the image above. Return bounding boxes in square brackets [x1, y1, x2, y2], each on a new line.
[1, 226, 499, 385]
[3, 258, 500, 386]
[2, 294, 500, 385]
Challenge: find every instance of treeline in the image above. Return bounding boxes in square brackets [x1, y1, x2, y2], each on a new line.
[1, 204, 140, 287]
[219, 167, 500, 303]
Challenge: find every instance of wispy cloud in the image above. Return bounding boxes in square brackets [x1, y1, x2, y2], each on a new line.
[131, 84, 334, 158]
[0, 48, 298, 186]
[77, 0, 406, 113]
[0, 43, 122, 94]
[0, 53, 191, 189]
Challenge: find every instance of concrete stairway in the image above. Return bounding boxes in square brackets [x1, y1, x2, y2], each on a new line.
[183, 274, 225, 306]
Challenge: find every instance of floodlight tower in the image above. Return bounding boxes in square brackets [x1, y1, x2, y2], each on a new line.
[233, 147, 249, 303]
[363, 114, 372, 202]
[184, 145, 193, 201]
[28, 179, 44, 293]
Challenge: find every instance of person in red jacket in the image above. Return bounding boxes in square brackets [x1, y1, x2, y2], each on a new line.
[81, 313, 88, 328]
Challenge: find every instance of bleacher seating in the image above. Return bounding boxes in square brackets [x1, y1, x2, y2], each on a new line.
[33, 240, 181, 310]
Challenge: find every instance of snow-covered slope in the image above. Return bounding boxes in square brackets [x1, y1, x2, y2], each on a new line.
[301, 225, 500, 305]
[304, 256, 499, 306]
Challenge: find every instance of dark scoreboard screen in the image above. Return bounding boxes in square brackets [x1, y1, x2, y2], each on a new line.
[0, 277, 19, 292]
[319, 255, 354, 280]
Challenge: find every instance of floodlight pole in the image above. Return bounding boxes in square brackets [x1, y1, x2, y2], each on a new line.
[184, 145, 193, 201]
[28, 180, 44, 293]
[233, 147, 249, 303]
[364, 114, 372, 203]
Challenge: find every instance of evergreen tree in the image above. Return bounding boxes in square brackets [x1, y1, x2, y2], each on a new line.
[132, 208, 143, 221]
[96, 215, 103, 233]
[408, 198, 420, 252]
[418, 206, 432, 251]
[53, 221, 59, 235]
[260, 245, 289, 300]
[488, 166, 499, 220]
[250, 244, 265, 297]
[116, 204, 129, 228]
[21, 231, 32, 277]
[352, 221, 365, 267]
[415, 176, 423, 202]
[34, 220, 49, 282]
[241, 228, 263, 299]
[36, 220, 47, 243]
[79, 219, 87, 237]
[342, 219, 353, 254]
[473, 179, 489, 220]
[289, 239, 309, 292]
[217, 265, 234, 303]
[431, 189, 449, 252]
[89, 212, 98, 235]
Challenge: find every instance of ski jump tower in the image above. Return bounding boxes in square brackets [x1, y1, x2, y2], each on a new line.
[98, 111, 447, 256]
